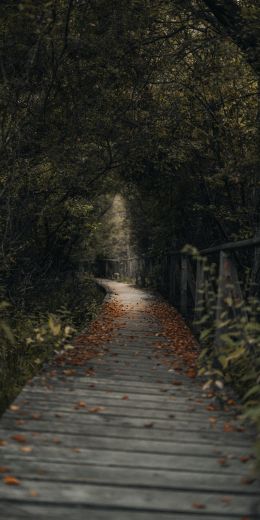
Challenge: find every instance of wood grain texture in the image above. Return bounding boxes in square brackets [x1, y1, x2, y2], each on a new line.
[0, 280, 259, 519]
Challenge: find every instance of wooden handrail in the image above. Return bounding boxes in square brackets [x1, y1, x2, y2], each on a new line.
[96, 236, 260, 320]
[199, 236, 260, 255]
[101, 236, 260, 263]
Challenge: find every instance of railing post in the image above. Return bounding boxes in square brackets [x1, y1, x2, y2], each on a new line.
[214, 250, 245, 349]
[187, 258, 196, 303]
[169, 254, 175, 303]
[180, 255, 188, 315]
[194, 258, 205, 325]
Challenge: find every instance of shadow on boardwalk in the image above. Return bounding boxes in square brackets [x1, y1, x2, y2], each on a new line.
[0, 281, 259, 519]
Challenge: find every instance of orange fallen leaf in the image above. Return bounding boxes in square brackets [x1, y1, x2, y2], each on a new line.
[28, 489, 38, 497]
[3, 475, 21, 486]
[11, 434, 27, 443]
[9, 405, 19, 412]
[218, 457, 228, 466]
[223, 422, 236, 432]
[239, 455, 251, 463]
[121, 395, 129, 400]
[221, 496, 232, 504]
[20, 446, 32, 453]
[227, 399, 237, 406]
[206, 404, 218, 411]
[186, 369, 196, 378]
[52, 437, 62, 444]
[74, 401, 87, 409]
[192, 502, 206, 509]
[88, 406, 105, 413]
[63, 369, 76, 376]
[31, 412, 42, 420]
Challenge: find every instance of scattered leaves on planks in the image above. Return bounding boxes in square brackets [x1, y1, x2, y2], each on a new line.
[55, 300, 126, 367]
[147, 301, 199, 374]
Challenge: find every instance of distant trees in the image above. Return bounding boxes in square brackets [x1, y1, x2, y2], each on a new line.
[0, 0, 259, 299]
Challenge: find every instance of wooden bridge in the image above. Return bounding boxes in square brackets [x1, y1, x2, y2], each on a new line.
[0, 281, 259, 519]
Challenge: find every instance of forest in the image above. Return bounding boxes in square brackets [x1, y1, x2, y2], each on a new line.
[0, 0, 260, 455]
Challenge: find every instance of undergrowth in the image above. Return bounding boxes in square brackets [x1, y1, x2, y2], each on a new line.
[0, 274, 104, 414]
[185, 247, 260, 466]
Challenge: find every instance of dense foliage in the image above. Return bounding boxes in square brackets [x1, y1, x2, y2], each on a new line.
[0, 1, 259, 445]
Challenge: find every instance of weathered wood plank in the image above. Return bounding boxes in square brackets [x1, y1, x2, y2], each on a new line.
[2, 403, 240, 424]
[0, 460, 257, 494]
[0, 445, 254, 475]
[0, 481, 259, 516]
[0, 280, 258, 519]
[0, 420, 252, 446]
[0, 430, 254, 458]
[0, 506, 249, 520]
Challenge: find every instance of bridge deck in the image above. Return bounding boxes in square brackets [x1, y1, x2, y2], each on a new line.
[0, 281, 259, 519]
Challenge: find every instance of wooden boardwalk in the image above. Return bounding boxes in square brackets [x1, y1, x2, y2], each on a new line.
[0, 281, 259, 519]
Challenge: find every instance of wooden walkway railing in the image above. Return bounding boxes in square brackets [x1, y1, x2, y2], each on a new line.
[96, 236, 260, 344]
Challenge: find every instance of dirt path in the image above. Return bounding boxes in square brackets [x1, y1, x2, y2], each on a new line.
[0, 281, 259, 519]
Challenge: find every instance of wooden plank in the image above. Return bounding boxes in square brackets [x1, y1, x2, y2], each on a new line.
[0, 411, 247, 435]
[0, 505, 248, 520]
[3, 406, 237, 426]
[0, 460, 257, 495]
[0, 430, 254, 459]
[0, 420, 252, 446]
[0, 445, 254, 475]
[23, 377, 203, 392]
[0, 481, 258, 516]
[9, 394, 238, 417]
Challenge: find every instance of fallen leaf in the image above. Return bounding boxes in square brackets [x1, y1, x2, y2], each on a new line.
[3, 475, 21, 486]
[186, 368, 196, 378]
[52, 437, 62, 444]
[20, 446, 32, 453]
[223, 422, 236, 432]
[192, 502, 206, 509]
[239, 456, 251, 463]
[28, 489, 38, 497]
[240, 477, 255, 485]
[218, 457, 229, 466]
[31, 412, 42, 420]
[63, 369, 76, 376]
[11, 434, 27, 443]
[9, 405, 19, 412]
[206, 404, 218, 411]
[74, 401, 87, 409]
[121, 395, 129, 400]
[88, 406, 105, 413]
[221, 496, 232, 504]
